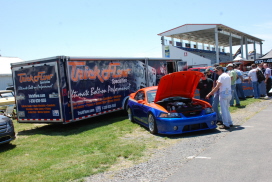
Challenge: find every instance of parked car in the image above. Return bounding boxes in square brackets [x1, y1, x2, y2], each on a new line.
[0, 90, 14, 98]
[127, 71, 217, 135]
[0, 115, 16, 145]
[188, 67, 209, 73]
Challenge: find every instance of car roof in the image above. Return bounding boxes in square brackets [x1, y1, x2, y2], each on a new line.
[189, 67, 208, 69]
[137, 86, 158, 92]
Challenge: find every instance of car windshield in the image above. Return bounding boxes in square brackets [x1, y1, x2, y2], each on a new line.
[147, 89, 157, 103]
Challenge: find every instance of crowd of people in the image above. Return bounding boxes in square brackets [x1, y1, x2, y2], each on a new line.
[197, 62, 272, 130]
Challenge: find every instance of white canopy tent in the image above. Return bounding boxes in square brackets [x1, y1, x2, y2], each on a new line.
[233, 55, 248, 61]
[255, 49, 272, 64]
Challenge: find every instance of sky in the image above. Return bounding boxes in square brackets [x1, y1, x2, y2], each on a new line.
[1, 0, 272, 61]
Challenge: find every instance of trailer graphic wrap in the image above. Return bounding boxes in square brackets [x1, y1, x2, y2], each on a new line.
[14, 62, 62, 121]
[148, 60, 167, 85]
[67, 60, 145, 120]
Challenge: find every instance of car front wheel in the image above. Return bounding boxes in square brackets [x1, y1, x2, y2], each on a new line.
[148, 113, 158, 134]
[127, 107, 134, 122]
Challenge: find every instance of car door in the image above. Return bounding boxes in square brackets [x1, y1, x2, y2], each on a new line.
[139, 99, 150, 125]
[131, 91, 145, 122]
[132, 91, 149, 125]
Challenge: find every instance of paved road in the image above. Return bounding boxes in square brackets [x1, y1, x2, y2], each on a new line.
[166, 103, 272, 182]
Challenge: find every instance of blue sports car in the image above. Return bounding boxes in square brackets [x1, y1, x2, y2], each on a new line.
[127, 71, 217, 135]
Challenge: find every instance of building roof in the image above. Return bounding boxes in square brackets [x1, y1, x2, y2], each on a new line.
[259, 49, 272, 60]
[158, 24, 264, 47]
[0, 57, 24, 74]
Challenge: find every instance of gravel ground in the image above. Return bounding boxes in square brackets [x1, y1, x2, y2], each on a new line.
[85, 99, 272, 182]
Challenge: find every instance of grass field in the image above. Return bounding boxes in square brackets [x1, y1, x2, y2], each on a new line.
[229, 97, 263, 112]
[0, 98, 262, 182]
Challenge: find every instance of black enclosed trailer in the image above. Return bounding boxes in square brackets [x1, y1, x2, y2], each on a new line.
[11, 56, 186, 124]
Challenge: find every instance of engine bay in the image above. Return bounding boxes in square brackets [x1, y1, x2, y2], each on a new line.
[157, 97, 203, 113]
[166, 101, 202, 112]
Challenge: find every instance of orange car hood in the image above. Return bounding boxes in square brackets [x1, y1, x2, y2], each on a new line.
[154, 71, 203, 103]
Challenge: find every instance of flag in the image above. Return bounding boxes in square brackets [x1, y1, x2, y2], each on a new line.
[248, 51, 255, 56]
[233, 47, 241, 59]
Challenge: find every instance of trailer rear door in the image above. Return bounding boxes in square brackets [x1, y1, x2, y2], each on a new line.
[12, 61, 63, 123]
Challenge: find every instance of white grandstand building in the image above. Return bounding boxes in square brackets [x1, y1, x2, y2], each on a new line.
[158, 24, 264, 67]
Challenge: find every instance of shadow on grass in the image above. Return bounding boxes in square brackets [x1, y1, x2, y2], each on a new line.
[0, 143, 16, 152]
[17, 111, 128, 136]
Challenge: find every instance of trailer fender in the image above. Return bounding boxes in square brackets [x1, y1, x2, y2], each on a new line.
[122, 96, 129, 111]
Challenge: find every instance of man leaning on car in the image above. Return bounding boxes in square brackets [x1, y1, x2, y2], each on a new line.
[206, 66, 233, 129]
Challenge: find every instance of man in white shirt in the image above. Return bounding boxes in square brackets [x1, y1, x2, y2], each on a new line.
[206, 66, 233, 129]
[248, 64, 260, 99]
[263, 63, 272, 97]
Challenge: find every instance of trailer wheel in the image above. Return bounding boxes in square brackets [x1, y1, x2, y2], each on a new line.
[127, 107, 135, 122]
[148, 113, 158, 134]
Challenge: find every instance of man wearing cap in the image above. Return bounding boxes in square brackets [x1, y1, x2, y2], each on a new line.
[205, 68, 213, 80]
[227, 63, 241, 106]
[206, 66, 233, 129]
[197, 71, 213, 105]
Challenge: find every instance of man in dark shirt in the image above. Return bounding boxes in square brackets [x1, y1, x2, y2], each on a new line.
[197, 71, 213, 105]
[205, 68, 213, 80]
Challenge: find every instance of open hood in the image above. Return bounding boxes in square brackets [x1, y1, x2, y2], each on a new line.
[154, 71, 203, 102]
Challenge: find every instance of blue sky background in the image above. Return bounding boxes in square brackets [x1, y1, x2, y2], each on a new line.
[1, 0, 272, 61]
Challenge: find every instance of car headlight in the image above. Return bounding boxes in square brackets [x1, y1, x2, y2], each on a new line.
[5, 119, 14, 132]
[204, 107, 214, 114]
[159, 112, 181, 118]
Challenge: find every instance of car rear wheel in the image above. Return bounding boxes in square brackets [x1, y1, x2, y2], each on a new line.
[148, 113, 158, 134]
[127, 107, 134, 122]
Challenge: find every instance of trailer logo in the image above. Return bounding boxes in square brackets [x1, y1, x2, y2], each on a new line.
[16, 93, 26, 100]
[17, 72, 53, 83]
[69, 62, 131, 83]
[52, 110, 59, 116]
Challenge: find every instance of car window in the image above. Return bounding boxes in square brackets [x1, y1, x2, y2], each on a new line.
[134, 91, 145, 101]
[147, 90, 157, 103]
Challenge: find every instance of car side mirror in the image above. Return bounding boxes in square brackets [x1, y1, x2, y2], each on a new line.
[137, 100, 145, 104]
